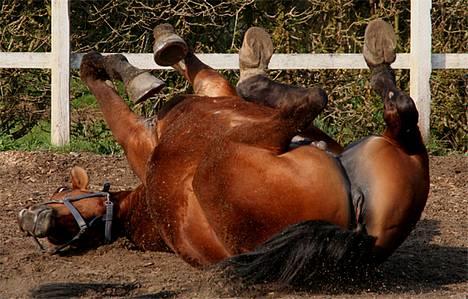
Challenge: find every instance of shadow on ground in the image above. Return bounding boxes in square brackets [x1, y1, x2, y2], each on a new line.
[30, 219, 467, 298]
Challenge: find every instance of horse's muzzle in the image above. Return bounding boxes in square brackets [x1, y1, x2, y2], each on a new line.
[18, 205, 56, 238]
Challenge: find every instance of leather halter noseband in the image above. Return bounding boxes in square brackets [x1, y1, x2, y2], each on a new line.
[28, 183, 114, 254]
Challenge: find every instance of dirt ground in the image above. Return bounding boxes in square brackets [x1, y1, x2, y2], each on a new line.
[0, 150, 466, 298]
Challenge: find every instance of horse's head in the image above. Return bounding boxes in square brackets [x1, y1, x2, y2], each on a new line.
[18, 166, 114, 253]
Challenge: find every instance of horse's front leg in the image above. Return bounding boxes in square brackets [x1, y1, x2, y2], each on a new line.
[153, 24, 237, 97]
[80, 52, 159, 182]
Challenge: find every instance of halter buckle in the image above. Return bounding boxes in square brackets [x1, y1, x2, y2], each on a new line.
[104, 194, 114, 243]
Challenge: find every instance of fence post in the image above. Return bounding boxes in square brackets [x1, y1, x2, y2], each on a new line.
[410, 0, 432, 142]
[51, 0, 70, 146]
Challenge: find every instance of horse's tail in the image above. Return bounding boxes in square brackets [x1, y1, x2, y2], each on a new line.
[221, 220, 376, 286]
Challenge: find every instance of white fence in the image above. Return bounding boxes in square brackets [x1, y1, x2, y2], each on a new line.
[0, 0, 467, 146]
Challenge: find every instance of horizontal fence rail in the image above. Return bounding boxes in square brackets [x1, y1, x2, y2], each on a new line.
[1, 52, 467, 70]
[0, 0, 467, 145]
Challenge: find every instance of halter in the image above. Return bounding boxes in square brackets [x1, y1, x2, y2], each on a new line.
[28, 182, 114, 254]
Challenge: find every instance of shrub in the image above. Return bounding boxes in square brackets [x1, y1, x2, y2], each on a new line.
[0, 0, 466, 153]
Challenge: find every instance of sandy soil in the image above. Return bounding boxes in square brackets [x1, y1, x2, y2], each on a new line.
[0, 151, 466, 298]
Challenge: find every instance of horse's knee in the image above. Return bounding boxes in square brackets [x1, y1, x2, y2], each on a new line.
[193, 69, 237, 97]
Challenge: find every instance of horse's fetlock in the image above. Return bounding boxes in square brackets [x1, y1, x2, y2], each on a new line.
[310, 87, 328, 110]
[80, 52, 109, 82]
[109, 53, 128, 62]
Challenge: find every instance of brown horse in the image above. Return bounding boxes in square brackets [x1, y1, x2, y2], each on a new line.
[18, 20, 429, 286]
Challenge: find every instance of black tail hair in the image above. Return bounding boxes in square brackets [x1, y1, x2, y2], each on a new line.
[221, 220, 376, 286]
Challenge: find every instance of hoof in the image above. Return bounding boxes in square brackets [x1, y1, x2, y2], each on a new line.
[363, 19, 396, 67]
[103, 54, 165, 103]
[18, 206, 55, 238]
[239, 27, 273, 71]
[127, 72, 165, 104]
[153, 24, 188, 66]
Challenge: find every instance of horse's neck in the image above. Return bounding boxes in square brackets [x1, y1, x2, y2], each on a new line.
[111, 185, 146, 237]
[111, 185, 169, 251]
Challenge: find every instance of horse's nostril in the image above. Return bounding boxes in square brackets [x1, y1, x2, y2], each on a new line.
[18, 206, 55, 238]
[18, 209, 29, 233]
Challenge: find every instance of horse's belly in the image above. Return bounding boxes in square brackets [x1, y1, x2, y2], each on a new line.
[193, 143, 351, 253]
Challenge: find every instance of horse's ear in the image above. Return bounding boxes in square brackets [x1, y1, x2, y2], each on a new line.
[70, 166, 89, 190]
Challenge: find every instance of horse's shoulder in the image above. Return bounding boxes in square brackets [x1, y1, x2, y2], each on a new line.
[157, 94, 205, 119]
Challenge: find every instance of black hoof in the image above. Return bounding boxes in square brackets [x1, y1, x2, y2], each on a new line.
[103, 54, 166, 103]
[127, 72, 165, 104]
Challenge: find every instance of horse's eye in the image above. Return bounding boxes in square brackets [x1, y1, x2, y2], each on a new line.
[55, 186, 68, 193]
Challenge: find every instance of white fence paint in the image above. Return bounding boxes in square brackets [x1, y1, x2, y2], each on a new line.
[0, 0, 467, 145]
[51, 0, 70, 146]
[2, 52, 467, 70]
[69, 53, 468, 70]
[410, 0, 433, 142]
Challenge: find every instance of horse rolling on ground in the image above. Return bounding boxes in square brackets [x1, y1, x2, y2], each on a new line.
[18, 19, 429, 286]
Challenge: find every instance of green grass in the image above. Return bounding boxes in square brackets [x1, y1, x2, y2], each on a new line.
[71, 93, 99, 109]
[1, 109, 463, 156]
[0, 120, 122, 155]
[1, 76, 463, 156]
[425, 136, 462, 156]
[1, 119, 463, 156]
[0, 78, 129, 155]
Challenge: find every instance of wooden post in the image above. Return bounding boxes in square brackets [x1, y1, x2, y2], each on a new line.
[410, 0, 432, 142]
[51, 0, 70, 146]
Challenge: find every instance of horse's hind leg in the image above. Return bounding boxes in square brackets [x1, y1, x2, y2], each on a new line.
[364, 19, 424, 151]
[235, 27, 342, 152]
[153, 24, 237, 97]
[237, 27, 326, 126]
[80, 52, 159, 182]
